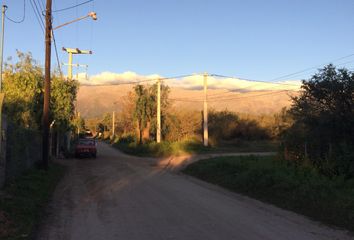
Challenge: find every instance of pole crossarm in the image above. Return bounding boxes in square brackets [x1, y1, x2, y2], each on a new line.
[62, 47, 92, 55]
[62, 63, 88, 67]
[62, 47, 92, 80]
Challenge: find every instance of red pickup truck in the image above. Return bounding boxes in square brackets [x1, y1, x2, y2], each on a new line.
[75, 138, 97, 158]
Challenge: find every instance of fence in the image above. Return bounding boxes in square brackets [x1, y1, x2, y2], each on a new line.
[0, 117, 42, 187]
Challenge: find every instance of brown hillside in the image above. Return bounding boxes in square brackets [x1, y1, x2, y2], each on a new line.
[77, 85, 297, 118]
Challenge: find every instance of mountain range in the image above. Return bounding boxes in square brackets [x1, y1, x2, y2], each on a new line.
[77, 84, 298, 118]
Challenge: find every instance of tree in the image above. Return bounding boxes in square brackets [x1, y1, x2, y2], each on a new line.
[116, 91, 135, 136]
[133, 83, 170, 144]
[133, 85, 150, 144]
[3, 51, 79, 133]
[3, 51, 43, 129]
[147, 83, 170, 139]
[283, 64, 354, 176]
[51, 75, 79, 131]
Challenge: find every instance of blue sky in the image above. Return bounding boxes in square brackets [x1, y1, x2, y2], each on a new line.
[3, 0, 354, 83]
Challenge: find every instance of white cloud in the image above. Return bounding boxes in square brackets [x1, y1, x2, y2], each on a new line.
[76, 71, 301, 91]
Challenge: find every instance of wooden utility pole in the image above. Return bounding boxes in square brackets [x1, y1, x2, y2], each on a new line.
[42, 0, 52, 169]
[112, 111, 115, 137]
[203, 73, 208, 146]
[156, 78, 161, 143]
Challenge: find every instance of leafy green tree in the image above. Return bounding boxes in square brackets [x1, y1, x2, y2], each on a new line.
[3, 51, 79, 132]
[147, 83, 170, 139]
[51, 75, 79, 131]
[283, 64, 354, 176]
[3, 51, 43, 129]
[101, 112, 112, 131]
[133, 85, 150, 144]
[133, 83, 170, 144]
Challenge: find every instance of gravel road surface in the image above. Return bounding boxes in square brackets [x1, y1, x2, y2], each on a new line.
[36, 142, 353, 240]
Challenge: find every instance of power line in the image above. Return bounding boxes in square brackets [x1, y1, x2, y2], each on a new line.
[270, 53, 354, 81]
[170, 89, 296, 103]
[80, 74, 195, 86]
[29, 0, 44, 33]
[5, 0, 26, 23]
[81, 79, 156, 87]
[52, 0, 94, 13]
[51, 30, 63, 77]
[209, 90, 293, 102]
[36, 0, 45, 15]
[39, 0, 46, 12]
[211, 74, 301, 87]
[31, 0, 45, 26]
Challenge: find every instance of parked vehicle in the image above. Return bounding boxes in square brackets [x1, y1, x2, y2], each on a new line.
[75, 138, 97, 158]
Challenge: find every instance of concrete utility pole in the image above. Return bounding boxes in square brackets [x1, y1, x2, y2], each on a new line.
[42, 0, 53, 170]
[0, 5, 7, 160]
[156, 78, 161, 143]
[203, 73, 208, 147]
[62, 47, 92, 80]
[0, 5, 7, 91]
[112, 111, 115, 137]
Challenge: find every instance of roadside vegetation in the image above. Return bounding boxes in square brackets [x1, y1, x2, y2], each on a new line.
[0, 52, 77, 239]
[88, 64, 354, 231]
[182, 65, 354, 231]
[0, 164, 66, 240]
[183, 155, 354, 232]
[86, 83, 284, 156]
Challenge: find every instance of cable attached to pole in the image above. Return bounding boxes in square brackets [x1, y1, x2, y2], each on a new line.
[4, 0, 26, 23]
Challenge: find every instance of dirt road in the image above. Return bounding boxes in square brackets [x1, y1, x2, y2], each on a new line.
[37, 142, 353, 240]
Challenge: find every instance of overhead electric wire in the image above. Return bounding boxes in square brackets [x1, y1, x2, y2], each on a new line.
[211, 74, 301, 87]
[81, 74, 195, 87]
[170, 90, 293, 103]
[81, 78, 157, 87]
[39, 0, 46, 13]
[36, 0, 45, 16]
[29, 0, 44, 33]
[31, 0, 45, 26]
[5, 0, 26, 23]
[52, 0, 94, 13]
[51, 30, 63, 77]
[270, 53, 354, 81]
[209, 90, 292, 102]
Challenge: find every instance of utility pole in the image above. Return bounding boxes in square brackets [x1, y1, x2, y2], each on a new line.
[42, 0, 53, 170]
[0, 5, 7, 160]
[112, 111, 115, 137]
[156, 78, 161, 143]
[203, 73, 208, 147]
[62, 47, 92, 80]
[0, 5, 7, 91]
[77, 112, 81, 137]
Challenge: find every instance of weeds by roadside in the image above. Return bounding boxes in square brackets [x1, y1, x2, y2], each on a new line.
[0, 163, 66, 240]
[111, 135, 277, 157]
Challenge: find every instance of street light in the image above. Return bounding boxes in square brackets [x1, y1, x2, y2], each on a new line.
[42, 6, 97, 169]
[53, 12, 97, 31]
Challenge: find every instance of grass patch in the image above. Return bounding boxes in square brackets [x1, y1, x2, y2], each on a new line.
[112, 139, 213, 157]
[183, 155, 354, 232]
[112, 137, 277, 158]
[0, 163, 66, 240]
